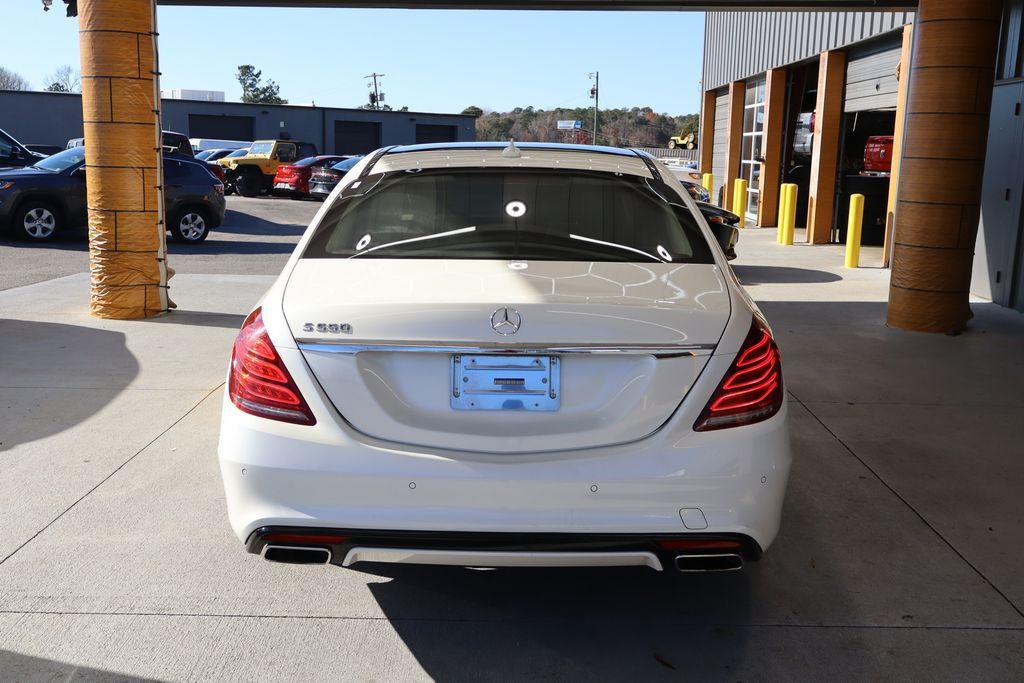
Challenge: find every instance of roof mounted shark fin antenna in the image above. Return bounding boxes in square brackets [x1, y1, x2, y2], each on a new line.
[501, 138, 521, 159]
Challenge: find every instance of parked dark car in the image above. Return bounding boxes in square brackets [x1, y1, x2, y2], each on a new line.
[196, 148, 235, 162]
[24, 144, 64, 157]
[67, 130, 195, 158]
[272, 155, 348, 198]
[0, 128, 48, 169]
[697, 203, 741, 260]
[0, 147, 225, 243]
[308, 156, 363, 200]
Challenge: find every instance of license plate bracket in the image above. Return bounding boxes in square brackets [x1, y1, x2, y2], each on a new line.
[451, 354, 560, 411]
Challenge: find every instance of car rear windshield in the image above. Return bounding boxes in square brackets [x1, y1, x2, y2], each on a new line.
[302, 170, 713, 263]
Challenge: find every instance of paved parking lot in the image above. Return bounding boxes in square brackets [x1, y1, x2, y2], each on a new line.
[0, 196, 320, 291]
[1, 199, 1023, 679]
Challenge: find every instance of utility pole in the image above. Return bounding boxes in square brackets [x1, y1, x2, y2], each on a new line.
[365, 72, 385, 110]
[588, 71, 600, 145]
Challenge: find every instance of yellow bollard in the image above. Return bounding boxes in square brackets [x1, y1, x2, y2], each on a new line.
[845, 193, 865, 268]
[782, 184, 798, 246]
[777, 184, 790, 243]
[702, 173, 713, 197]
[732, 178, 748, 228]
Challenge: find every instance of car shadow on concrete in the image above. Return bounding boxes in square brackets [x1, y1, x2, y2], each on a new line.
[0, 320, 137, 453]
[166, 239, 298, 256]
[357, 563, 768, 679]
[0, 234, 88, 251]
[732, 264, 843, 285]
[0, 650, 156, 682]
[217, 209, 309, 237]
[152, 310, 246, 329]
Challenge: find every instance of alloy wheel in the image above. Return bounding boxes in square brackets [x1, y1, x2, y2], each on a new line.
[179, 212, 207, 241]
[23, 207, 56, 239]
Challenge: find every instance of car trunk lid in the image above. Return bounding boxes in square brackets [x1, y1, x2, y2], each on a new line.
[284, 259, 730, 453]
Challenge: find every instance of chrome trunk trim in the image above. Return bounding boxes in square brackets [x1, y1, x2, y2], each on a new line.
[341, 547, 664, 571]
[296, 340, 715, 358]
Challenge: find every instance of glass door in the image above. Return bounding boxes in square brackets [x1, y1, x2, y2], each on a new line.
[741, 79, 766, 223]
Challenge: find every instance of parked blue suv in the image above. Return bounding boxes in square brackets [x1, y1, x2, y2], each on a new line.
[0, 147, 226, 243]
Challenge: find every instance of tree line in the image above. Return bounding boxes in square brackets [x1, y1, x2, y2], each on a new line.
[0, 65, 80, 93]
[464, 105, 699, 148]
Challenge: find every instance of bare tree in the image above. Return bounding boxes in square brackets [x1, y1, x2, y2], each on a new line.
[44, 65, 80, 93]
[0, 67, 30, 91]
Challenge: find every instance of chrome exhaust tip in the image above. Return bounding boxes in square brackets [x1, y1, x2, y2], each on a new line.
[262, 545, 332, 565]
[674, 553, 744, 572]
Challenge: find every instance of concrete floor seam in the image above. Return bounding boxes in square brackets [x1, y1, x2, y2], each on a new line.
[789, 390, 1024, 622]
[0, 384, 224, 568]
[2, 610, 1024, 633]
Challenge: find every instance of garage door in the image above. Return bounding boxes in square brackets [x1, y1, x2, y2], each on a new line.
[187, 114, 254, 141]
[845, 47, 901, 112]
[711, 91, 729, 207]
[416, 124, 458, 144]
[334, 121, 382, 155]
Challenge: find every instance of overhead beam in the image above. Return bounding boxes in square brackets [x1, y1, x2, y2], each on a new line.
[148, 1, 919, 8]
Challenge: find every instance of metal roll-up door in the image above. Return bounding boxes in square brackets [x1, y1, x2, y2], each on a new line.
[845, 47, 901, 112]
[711, 92, 729, 206]
[188, 114, 255, 141]
[334, 120, 382, 155]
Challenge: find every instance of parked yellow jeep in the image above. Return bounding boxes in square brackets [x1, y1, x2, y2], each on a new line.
[223, 139, 318, 197]
[668, 132, 696, 150]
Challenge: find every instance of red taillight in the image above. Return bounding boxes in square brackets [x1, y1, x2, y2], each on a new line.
[228, 308, 316, 425]
[213, 182, 224, 195]
[207, 163, 225, 181]
[694, 317, 783, 432]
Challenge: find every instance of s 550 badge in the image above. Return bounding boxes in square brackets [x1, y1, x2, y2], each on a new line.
[303, 323, 353, 334]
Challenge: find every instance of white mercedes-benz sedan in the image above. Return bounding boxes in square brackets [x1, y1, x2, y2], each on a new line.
[218, 142, 791, 573]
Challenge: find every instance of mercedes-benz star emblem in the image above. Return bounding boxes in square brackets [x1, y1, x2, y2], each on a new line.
[490, 307, 522, 336]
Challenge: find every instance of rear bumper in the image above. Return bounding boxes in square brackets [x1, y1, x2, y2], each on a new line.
[210, 194, 226, 227]
[218, 344, 792, 553]
[308, 185, 334, 199]
[247, 527, 763, 571]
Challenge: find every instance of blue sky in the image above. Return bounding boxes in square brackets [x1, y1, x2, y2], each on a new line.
[7, 5, 704, 115]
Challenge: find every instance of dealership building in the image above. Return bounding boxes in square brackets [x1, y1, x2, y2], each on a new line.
[699, 2, 1024, 315]
[0, 90, 476, 156]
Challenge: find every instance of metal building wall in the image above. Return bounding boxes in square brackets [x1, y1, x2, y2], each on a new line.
[702, 10, 914, 90]
[0, 90, 476, 151]
[973, 0, 1024, 312]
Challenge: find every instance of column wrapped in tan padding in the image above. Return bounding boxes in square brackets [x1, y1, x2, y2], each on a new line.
[78, 0, 168, 318]
[887, 0, 1001, 333]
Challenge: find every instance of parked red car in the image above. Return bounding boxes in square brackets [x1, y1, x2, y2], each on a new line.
[272, 155, 347, 198]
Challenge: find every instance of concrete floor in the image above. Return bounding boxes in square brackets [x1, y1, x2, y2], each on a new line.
[1, 214, 1022, 680]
